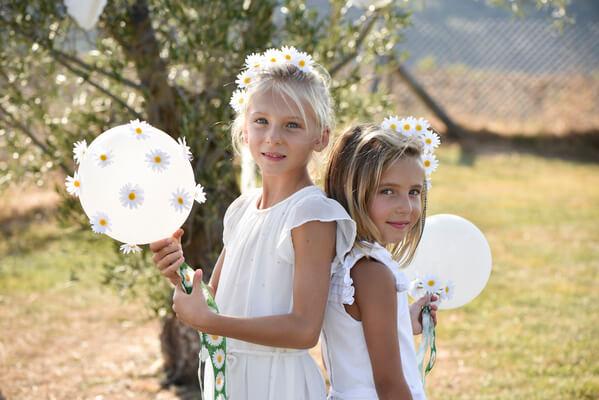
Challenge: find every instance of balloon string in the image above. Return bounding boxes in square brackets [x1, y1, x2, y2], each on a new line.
[178, 263, 228, 400]
[416, 305, 437, 386]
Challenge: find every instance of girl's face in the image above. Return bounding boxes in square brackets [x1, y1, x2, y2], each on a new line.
[243, 89, 327, 179]
[368, 156, 425, 246]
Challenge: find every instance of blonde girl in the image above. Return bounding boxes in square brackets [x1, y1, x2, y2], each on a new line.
[322, 120, 440, 399]
[150, 47, 356, 400]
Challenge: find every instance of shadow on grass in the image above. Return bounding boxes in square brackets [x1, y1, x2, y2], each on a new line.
[451, 128, 599, 165]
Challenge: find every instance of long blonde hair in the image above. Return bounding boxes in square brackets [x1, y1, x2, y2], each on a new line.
[231, 63, 335, 155]
[324, 123, 427, 267]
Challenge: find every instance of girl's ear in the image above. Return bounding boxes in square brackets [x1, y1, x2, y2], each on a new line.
[315, 128, 330, 152]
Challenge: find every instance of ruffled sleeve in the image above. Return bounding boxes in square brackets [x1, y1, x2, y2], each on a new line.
[222, 189, 260, 247]
[329, 242, 410, 305]
[275, 193, 356, 268]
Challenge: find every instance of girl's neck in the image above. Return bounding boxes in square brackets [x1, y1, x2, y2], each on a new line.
[258, 172, 313, 209]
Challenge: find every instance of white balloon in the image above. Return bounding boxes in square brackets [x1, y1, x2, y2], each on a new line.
[77, 122, 198, 246]
[64, 0, 107, 31]
[404, 214, 492, 310]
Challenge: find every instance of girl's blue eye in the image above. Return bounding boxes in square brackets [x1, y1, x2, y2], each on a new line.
[380, 188, 394, 195]
[254, 118, 268, 124]
[286, 121, 300, 129]
[410, 189, 421, 196]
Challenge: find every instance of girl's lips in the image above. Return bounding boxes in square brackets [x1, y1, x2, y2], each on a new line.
[387, 221, 410, 229]
[262, 152, 286, 161]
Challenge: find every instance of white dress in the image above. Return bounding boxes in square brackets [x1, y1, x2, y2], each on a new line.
[322, 242, 426, 400]
[203, 185, 356, 400]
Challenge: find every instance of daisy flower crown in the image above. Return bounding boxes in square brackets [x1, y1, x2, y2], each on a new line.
[229, 46, 316, 114]
[380, 116, 441, 189]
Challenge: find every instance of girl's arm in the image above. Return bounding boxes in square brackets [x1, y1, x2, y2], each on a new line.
[172, 220, 336, 349]
[352, 259, 413, 400]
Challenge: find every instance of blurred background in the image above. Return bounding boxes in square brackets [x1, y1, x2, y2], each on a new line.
[1, 0, 597, 399]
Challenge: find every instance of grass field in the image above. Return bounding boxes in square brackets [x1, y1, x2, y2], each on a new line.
[1, 144, 598, 399]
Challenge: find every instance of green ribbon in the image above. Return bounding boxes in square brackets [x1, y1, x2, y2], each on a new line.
[416, 305, 437, 386]
[179, 263, 227, 400]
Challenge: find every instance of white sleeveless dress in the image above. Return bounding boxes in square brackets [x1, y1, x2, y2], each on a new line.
[203, 186, 356, 400]
[322, 242, 427, 400]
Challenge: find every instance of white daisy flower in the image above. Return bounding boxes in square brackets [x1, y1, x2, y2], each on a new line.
[182, 268, 194, 287]
[280, 45, 299, 64]
[399, 116, 418, 137]
[73, 140, 88, 164]
[145, 149, 171, 173]
[65, 172, 82, 197]
[293, 51, 314, 73]
[170, 188, 192, 213]
[244, 52, 266, 71]
[421, 130, 441, 154]
[195, 183, 207, 204]
[212, 349, 226, 369]
[230, 89, 248, 113]
[199, 346, 210, 362]
[440, 280, 455, 301]
[425, 176, 433, 190]
[264, 48, 284, 66]
[206, 334, 224, 347]
[120, 243, 142, 254]
[409, 279, 425, 300]
[414, 117, 431, 136]
[235, 69, 257, 89]
[381, 116, 401, 133]
[215, 371, 225, 392]
[216, 394, 225, 400]
[129, 119, 151, 140]
[94, 147, 114, 168]
[90, 212, 111, 234]
[119, 183, 145, 209]
[177, 137, 193, 162]
[422, 153, 439, 175]
[422, 274, 441, 295]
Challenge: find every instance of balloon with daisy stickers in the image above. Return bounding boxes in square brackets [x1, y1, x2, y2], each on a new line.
[65, 119, 228, 399]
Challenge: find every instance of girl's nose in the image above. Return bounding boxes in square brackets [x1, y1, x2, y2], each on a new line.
[265, 126, 282, 144]
[395, 194, 412, 214]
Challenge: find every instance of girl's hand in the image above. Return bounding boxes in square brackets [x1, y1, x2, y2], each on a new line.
[172, 269, 214, 331]
[149, 229, 185, 285]
[410, 294, 438, 335]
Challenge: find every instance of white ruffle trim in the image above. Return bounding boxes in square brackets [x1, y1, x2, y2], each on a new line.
[329, 242, 410, 305]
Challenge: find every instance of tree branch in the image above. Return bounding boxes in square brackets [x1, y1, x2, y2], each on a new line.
[49, 47, 143, 91]
[0, 103, 72, 175]
[329, 11, 380, 78]
[53, 55, 144, 120]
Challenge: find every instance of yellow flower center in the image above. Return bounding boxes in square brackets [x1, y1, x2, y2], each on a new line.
[100, 154, 107, 161]
[154, 156, 161, 163]
[404, 124, 411, 130]
[74, 180, 80, 187]
[216, 377, 222, 385]
[425, 138, 432, 144]
[427, 279, 435, 287]
[416, 124, 422, 131]
[211, 335, 220, 341]
[135, 127, 142, 135]
[129, 192, 136, 201]
[177, 197, 184, 205]
[99, 218, 107, 226]
[445, 286, 449, 293]
[424, 160, 431, 167]
[285, 54, 292, 60]
[299, 60, 305, 67]
[270, 57, 277, 63]
[253, 63, 260, 68]
[390, 123, 397, 130]
[217, 354, 223, 362]
[244, 77, 251, 84]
